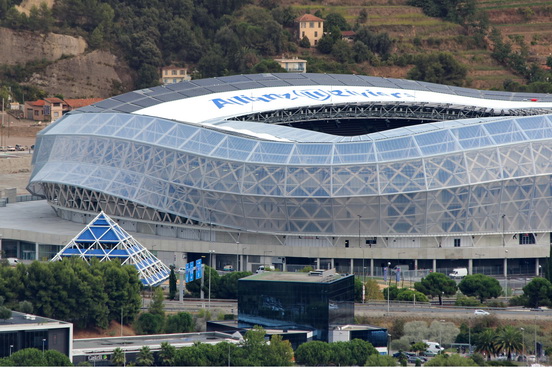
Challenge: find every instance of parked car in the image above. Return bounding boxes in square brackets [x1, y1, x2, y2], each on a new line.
[408, 355, 428, 364]
[223, 265, 234, 271]
[393, 351, 414, 359]
[474, 309, 490, 315]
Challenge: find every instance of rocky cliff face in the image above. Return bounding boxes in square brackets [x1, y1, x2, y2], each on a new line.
[0, 27, 134, 98]
[0, 27, 87, 64]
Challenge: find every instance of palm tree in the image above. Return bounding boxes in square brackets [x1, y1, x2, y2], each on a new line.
[494, 326, 523, 361]
[135, 346, 154, 366]
[111, 347, 125, 366]
[475, 329, 497, 361]
[158, 342, 176, 366]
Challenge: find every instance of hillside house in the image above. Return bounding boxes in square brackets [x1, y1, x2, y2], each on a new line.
[274, 57, 307, 72]
[160, 66, 192, 84]
[295, 14, 324, 46]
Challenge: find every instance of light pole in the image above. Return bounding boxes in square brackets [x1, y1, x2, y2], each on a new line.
[534, 316, 537, 363]
[468, 318, 471, 354]
[501, 214, 506, 247]
[9, 344, 13, 356]
[358, 215, 363, 281]
[387, 261, 391, 313]
[42, 338, 46, 355]
[505, 249, 509, 298]
[208, 249, 215, 310]
[521, 327, 525, 364]
[236, 241, 240, 271]
[439, 320, 446, 348]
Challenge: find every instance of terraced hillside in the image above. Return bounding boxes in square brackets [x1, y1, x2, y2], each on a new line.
[282, 0, 552, 90]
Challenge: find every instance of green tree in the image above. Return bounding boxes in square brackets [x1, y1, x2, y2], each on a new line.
[357, 8, 368, 24]
[295, 340, 332, 366]
[0, 306, 12, 321]
[134, 312, 164, 335]
[44, 349, 73, 366]
[148, 287, 165, 317]
[365, 354, 397, 366]
[217, 271, 253, 299]
[17, 300, 33, 314]
[425, 353, 477, 366]
[299, 36, 311, 48]
[494, 325, 523, 361]
[165, 312, 194, 333]
[414, 272, 458, 304]
[458, 274, 502, 303]
[135, 346, 154, 366]
[174, 343, 208, 366]
[522, 277, 552, 308]
[475, 328, 497, 361]
[168, 267, 177, 300]
[157, 341, 176, 366]
[317, 34, 335, 54]
[325, 13, 349, 31]
[364, 278, 384, 300]
[407, 53, 468, 86]
[348, 339, 378, 365]
[186, 266, 220, 298]
[265, 334, 294, 366]
[411, 342, 429, 355]
[9, 348, 47, 366]
[331, 40, 352, 63]
[111, 347, 126, 366]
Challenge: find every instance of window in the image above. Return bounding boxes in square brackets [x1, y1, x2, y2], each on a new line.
[180, 70, 185, 75]
[345, 240, 349, 248]
[314, 31, 318, 37]
[171, 70, 177, 75]
[310, 22, 314, 28]
[302, 31, 305, 38]
[34, 110, 39, 116]
[454, 239, 461, 247]
[53, 112, 59, 117]
[519, 233, 536, 245]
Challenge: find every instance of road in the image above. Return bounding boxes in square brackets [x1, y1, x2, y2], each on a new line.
[153, 298, 552, 321]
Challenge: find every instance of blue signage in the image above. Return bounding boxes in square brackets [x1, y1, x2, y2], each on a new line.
[195, 259, 202, 279]
[185, 262, 193, 283]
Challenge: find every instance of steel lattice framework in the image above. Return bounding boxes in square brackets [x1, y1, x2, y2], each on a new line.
[27, 73, 552, 238]
[51, 211, 171, 286]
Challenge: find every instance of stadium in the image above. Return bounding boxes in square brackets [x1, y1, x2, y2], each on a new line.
[24, 73, 552, 278]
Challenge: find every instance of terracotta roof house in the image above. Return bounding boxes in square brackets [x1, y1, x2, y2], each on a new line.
[295, 14, 324, 46]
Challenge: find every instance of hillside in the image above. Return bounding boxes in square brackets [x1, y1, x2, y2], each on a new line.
[279, 0, 552, 90]
[0, 0, 551, 98]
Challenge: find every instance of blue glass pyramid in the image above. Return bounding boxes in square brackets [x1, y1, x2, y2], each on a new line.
[51, 211, 170, 286]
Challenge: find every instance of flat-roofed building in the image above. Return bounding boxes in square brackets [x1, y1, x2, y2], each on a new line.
[238, 269, 354, 341]
[274, 57, 307, 72]
[0, 311, 73, 360]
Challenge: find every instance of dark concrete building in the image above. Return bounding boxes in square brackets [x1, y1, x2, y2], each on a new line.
[0, 311, 73, 359]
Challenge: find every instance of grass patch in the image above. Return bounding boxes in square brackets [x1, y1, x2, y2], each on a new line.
[478, 2, 552, 10]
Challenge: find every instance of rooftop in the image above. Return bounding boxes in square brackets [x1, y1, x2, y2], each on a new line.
[73, 332, 238, 355]
[295, 14, 324, 22]
[0, 311, 71, 328]
[242, 269, 347, 283]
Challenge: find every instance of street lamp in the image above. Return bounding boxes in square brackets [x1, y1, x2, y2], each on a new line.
[42, 338, 46, 355]
[208, 249, 215, 310]
[468, 318, 471, 354]
[505, 249, 509, 298]
[236, 241, 240, 271]
[387, 261, 391, 313]
[521, 327, 525, 363]
[439, 320, 446, 348]
[358, 215, 363, 281]
[9, 344, 13, 356]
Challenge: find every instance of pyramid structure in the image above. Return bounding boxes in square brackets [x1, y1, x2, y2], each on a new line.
[51, 211, 171, 286]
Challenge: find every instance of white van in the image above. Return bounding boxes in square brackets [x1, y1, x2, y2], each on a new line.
[423, 341, 444, 355]
[7, 258, 19, 266]
[449, 268, 468, 278]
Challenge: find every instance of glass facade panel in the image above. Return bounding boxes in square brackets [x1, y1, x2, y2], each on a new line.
[238, 275, 354, 341]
